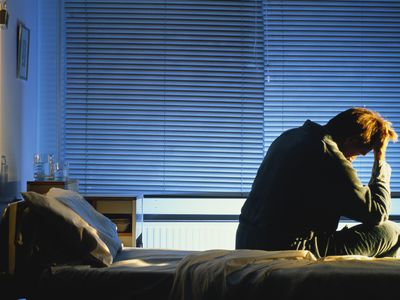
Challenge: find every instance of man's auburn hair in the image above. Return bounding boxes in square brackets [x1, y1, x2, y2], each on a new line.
[325, 107, 398, 147]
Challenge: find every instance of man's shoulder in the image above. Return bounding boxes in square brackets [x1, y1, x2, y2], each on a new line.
[302, 120, 325, 133]
[322, 135, 353, 169]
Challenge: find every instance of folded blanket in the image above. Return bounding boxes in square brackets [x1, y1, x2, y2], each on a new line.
[169, 249, 317, 300]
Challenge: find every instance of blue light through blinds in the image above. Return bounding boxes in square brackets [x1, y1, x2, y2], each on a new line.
[263, 0, 400, 192]
[63, 0, 265, 194]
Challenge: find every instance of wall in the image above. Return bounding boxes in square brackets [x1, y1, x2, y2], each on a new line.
[0, 0, 39, 206]
[38, 0, 62, 160]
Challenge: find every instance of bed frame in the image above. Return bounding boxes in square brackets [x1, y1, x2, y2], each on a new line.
[0, 200, 31, 298]
[0, 200, 187, 300]
[1, 201, 25, 274]
[3, 200, 400, 300]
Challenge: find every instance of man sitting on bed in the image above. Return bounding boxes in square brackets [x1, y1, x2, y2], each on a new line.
[236, 107, 400, 258]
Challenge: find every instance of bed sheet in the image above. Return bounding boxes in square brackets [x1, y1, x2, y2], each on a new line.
[35, 247, 194, 300]
[32, 247, 400, 300]
[169, 249, 400, 300]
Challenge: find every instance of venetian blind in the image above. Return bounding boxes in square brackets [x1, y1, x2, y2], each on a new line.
[63, 0, 265, 194]
[263, 0, 400, 192]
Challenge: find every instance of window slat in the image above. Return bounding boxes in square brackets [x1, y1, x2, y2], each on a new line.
[64, 0, 265, 194]
[264, 0, 400, 190]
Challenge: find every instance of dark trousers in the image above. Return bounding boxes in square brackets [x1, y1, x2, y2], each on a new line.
[236, 221, 400, 258]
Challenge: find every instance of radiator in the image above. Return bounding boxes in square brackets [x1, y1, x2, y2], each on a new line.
[142, 222, 238, 250]
[141, 221, 363, 250]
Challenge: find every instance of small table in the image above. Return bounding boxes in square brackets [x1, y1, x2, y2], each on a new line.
[85, 195, 138, 247]
[26, 180, 79, 194]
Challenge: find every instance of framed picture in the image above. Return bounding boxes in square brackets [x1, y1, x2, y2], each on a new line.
[17, 23, 30, 80]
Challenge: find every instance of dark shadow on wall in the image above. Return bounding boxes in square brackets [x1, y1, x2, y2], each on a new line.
[0, 180, 18, 215]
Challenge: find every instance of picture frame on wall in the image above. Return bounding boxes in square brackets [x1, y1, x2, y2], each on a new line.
[17, 22, 30, 80]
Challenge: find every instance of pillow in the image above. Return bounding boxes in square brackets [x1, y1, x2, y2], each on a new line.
[46, 188, 122, 258]
[21, 191, 114, 267]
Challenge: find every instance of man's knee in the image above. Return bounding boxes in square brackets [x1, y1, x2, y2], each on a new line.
[378, 220, 400, 244]
[343, 220, 400, 257]
[373, 221, 400, 257]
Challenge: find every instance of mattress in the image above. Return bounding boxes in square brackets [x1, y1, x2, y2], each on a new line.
[170, 249, 400, 300]
[36, 247, 400, 300]
[35, 248, 194, 300]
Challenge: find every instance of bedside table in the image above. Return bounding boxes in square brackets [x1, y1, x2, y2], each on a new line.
[85, 195, 138, 247]
[26, 180, 79, 194]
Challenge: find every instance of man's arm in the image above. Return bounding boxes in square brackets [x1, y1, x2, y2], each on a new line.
[339, 158, 391, 225]
[324, 137, 391, 225]
[344, 131, 399, 225]
[374, 133, 390, 161]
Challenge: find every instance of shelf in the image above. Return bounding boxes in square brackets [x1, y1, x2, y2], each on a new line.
[84, 195, 137, 247]
[118, 232, 132, 236]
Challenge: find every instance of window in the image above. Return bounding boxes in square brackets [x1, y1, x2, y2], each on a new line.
[63, 0, 400, 195]
[63, 0, 265, 194]
[263, 0, 400, 191]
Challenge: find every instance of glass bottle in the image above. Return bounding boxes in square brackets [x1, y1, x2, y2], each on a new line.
[1, 155, 8, 184]
[33, 153, 45, 181]
[47, 154, 55, 180]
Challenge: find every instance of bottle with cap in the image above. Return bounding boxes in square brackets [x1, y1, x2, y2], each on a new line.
[33, 153, 45, 181]
[1, 155, 8, 184]
[47, 154, 55, 180]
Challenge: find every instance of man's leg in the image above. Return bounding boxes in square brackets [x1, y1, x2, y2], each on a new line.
[317, 221, 400, 257]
